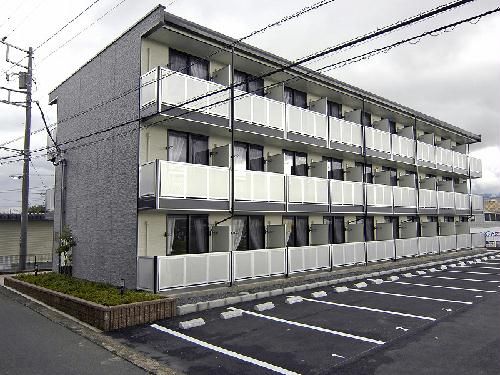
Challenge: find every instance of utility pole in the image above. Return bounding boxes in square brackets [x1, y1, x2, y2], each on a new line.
[19, 47, 33, 271]
[1, 39, 33, 271]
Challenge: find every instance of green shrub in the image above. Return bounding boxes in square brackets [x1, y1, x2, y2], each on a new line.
[14, 273, 162, 306]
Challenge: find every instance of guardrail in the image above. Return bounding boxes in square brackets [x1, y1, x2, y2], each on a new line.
[365, 127, 391, 154]
[435, 146, 454, 169]
[234, 170, 285, 203]
[456, 233, 471, 249]
[330, 180, 364, 206]
[469, 157, 482, 178]
[287, 245, 330, 273]
[287, 106, 328, 140]
[288, 175, 329, 205]
[235, 89, 285, 130]
[471, 194, 484, 211]
[392, 134, 415, 159]
[393, 186, 417, 207]
[419, 189, 438, 209]
[437, 191, 455, 209]
[438, 235, 457, 252]
[417, 141, 436, 165]
[366, 240, 395, 261]
[418, 236, 439, 255]
[453, 151, 467, 171]
[395, 238, 419, 258]
[331, 242, 365, 266]
[329, 117, 363, 147]
[454, 193, 469, 211]
[366, 184, 393, 207]
[0, 253, 52, 273]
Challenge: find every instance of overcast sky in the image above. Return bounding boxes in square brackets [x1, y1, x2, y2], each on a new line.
[0, 0, 499, 211]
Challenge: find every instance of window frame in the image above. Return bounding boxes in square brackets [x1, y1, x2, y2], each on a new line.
[168, 48, 209, 80]
[167, 130, 209, 166]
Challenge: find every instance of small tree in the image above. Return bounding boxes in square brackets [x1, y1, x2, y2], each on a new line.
[28, 204, 45, 214]
[57, 226, 75, 271]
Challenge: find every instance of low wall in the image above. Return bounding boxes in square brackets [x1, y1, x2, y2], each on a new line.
[4, 277, 176, 331]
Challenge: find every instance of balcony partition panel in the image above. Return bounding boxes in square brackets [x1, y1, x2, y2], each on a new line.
[140, 69, 158, 107]
[286, 105, 328, 140]
[232, 248, 286, 281]
[234, 170, 285, 203]
[288, 175, 329, 205]
[159, 67, 229, 118]
[366, 240, 395, 261]
[287, 245, 331, 273]
[330, 180, 364, 206]
[392, 134, 415, 160]
[366, 184, 393, 207]
[329, 117, 363, 147]
[395, 238, 419, 258]
[139, 162, 157, 197]
[234, 89, 285, 130]
[365, 127, 391, 154]
[159, 161, 229, 200]
[393, 186, 417, 208]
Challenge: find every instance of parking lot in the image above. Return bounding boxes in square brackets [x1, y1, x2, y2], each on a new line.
[111, 252, 500, 374]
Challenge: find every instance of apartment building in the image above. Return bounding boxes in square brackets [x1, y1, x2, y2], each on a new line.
[48, 6, 485, 290]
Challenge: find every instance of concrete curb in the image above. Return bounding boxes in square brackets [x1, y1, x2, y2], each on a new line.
[175, 250, 496, 316]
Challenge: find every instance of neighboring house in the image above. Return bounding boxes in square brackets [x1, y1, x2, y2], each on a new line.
[47, 5, 485, 290]
[0, 213, 53, 270]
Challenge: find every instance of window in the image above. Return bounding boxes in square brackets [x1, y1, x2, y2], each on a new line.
[460, 216, 470, 222]
[382, 166, 397, 186]
[166, 215, 208, 255]
[361, 111, 372, 127]
[355, 162, 372, 183]
[284, 87, 307, 108]
[283, 216, 309, 247]
[232, 216, 265, 251]
[443, 216, 455, 222]
[388, 120, 397, 134]
[169, 49, 209, 80]
[284, 150, 308, 176]
[357, 216, 374, 241]
[323, 157, 344, 180]
[327, 101, 342, 118]
[428, 216, 438, 222]
[234, 142, 264, 171]
[234, 70, 264, 96]
[168, 130, 208, 165]
[384, 216, 399, 239]
[324, 216, 345, 244]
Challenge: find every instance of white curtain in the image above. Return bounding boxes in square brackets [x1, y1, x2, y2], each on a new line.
[166, 217, 176, 255]
[232, 217, 245, 251]
[168, 132, 187, 162]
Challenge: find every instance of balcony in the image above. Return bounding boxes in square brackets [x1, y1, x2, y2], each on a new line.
[329, 117, 363, 151]
[234, 89, 285, 131]
[286, 106, 328, 144]
[454, 193, 470, 212]
[330, 180, 364, 208]
[471, 194, 483, 212]
[234, 170, 285, 211]
[392, 134, 415, 162]
[288, 175, 329, 209]
[417, 141, 436, 168]
[438, 235, 457, 252]
[393, 186, 417, 210]
[366, 183, 393, 211]
[366, 240, 394, 261]
[419, 189, 438, 210]
[453, 151, 467, 174]
[365, 127, 391, 157]
[435, 146, 454, 172]
[437, 191, 455, 211]
[469, 157, 482, 178]
[395, 237, 419, 258]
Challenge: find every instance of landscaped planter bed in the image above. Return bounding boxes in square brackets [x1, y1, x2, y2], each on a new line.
[4, 277, 176, 331]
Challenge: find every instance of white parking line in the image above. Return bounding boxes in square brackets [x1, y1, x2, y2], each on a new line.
[479, 266, 500, 271]
[151, 323, 299, 375]
[300, 297, 435, 321]
[448, 271, 500, 276]
[394, 281, 497, 293]
[348, 289, 473, 305]
[229, 307, 385, 345]
[422, 276, 500, 283]
[476, 262, 500, 265]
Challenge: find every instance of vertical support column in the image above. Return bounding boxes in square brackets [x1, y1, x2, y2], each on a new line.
[413, 117, 423, 254]
[153, 256, 159, 294]
[229, 47, 235, 286]
[361, 98, 368, 265]
[467, 143, 473, 248]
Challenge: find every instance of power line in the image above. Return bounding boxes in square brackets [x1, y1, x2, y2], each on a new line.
[35, 0, 104, 51]
[2, 0, 45, 40]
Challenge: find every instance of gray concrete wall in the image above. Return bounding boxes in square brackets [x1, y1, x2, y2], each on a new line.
[49, 6, 165, 288]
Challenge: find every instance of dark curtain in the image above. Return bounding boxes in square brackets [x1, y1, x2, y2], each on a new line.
[333, 216, 345, 244]
[295, 152, 308, 176]
[234, 142, 248, 171]
[168, 131, 188, 162]
[190, 134, 208, 165]
[248, 145, 264, 171]
[327, 101, 342, 118]
[365, 164, 373, 184]
[283, 216, 295, 247]
[365, 217, 374, 242]
[190, 57, 209, 80]
[323, 216, 333, 244]
[169, 49, 189, 74]
[284, 87, 293, 105]
[362, 111, 372, 127]
[295, 216, 309, 247]
[294, 89, 307, 109]
[189, 215, 209, 253]
[249, 216, 264, 250]
[168, 215, 188, 255]
[234, 70, 247, 91]
[388, 120, 397, 134]
[331, 158, 344, 181]
[248, 76, 264, 97]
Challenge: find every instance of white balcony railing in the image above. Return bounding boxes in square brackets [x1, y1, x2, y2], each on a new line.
[439, 235, 457, 252]
[330, 180, 364, 206]
[366, 183, 393, 207]
[471, 194, 483, 211]
[395, 238, 419, 258]
[419, 236, 439, 254]
[453, 151, 467, 171]
[417, 141, 436, 165]
[287, 106, 328, 140]
[331, 242, 365, 266]
[471, 233, 486, 248]
[419, 189, 438, 209]
[235, 170, 285, 203]
[288, 175, 329, 205]
[233, 248, 286, 281]
[365, 127, 391, 154]
[437, 191, 455, 209]
[159, 67, 229, 118]
[287, 245, 330, 273]
[392, 134, 415, 159]
[158, 161, 229, 200]
[366, 240, 394, 261]
[469, 157, 482, 178]
[393, 186, 417, 207]
[234, 89, 285, 130]
[329, 117, 363, 147]
[454, 193, 470, 211]
[456, 234, 471, 249]
[435, 146, 453, 168]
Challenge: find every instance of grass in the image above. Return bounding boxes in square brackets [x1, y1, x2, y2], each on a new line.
[14, 272, 163, 306]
